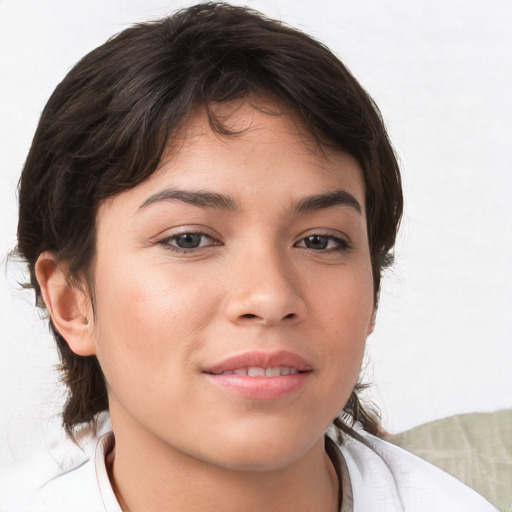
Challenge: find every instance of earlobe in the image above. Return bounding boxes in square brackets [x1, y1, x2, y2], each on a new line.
[35, 252, 96, 356]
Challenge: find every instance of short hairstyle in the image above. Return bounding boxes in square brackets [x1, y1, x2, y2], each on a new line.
[16, 2, 402, 440]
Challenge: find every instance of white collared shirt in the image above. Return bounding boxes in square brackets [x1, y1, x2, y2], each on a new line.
[0, 431, 498, 511]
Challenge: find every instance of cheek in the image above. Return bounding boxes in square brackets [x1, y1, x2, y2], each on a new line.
[90, 258, 220, 389]
[309, 263, 374, 391]
[312, 259, 374, 335]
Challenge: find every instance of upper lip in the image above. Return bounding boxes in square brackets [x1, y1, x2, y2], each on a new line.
[203, 350, 313, 375]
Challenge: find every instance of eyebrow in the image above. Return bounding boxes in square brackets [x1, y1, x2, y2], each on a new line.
[292, 190, 362, 215]
[139, 189, 239, 212]
[138, 188, 361, 215]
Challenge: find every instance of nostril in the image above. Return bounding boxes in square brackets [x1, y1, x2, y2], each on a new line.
[239, 312, 296, 321]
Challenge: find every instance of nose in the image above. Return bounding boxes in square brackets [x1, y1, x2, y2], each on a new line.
[223, 246, 307, 327]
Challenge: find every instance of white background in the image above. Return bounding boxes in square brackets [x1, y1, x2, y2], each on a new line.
[1, 0, 511, 466]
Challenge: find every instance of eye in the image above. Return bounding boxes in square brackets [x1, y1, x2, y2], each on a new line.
[296, 234, 350, 252]
[157, 231, 218, 252]
[173, 233, 207, 249]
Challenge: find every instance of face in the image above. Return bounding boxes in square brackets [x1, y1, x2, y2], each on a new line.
[87, 102, 375, 471]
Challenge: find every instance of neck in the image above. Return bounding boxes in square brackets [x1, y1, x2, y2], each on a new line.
[107, 415, 339, 512]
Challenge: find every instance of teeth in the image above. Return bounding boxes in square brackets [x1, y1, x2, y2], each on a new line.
[220, 367, 301, 377]
[248, 367, 266, 377]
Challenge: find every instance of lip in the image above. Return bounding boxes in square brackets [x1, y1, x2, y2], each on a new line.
[202, 350, 312, 400]
[203, 350, 313, 374]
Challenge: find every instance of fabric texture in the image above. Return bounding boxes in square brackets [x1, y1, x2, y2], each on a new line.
[388, 409, 512, 512]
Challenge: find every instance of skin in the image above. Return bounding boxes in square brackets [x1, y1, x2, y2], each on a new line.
[37, 101, 375, 512]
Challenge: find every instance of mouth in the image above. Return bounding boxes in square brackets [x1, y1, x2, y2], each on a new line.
[203, 350, 312, 374]
[209, 366, 305, 377]
[202, 351, 312, 400]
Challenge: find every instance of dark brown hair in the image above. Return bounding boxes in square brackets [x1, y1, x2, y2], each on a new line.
[17, 2, 402, 440]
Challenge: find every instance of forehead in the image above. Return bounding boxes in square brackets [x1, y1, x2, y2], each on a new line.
[100, 100, 366, 217]
[162, 101, 363, 189]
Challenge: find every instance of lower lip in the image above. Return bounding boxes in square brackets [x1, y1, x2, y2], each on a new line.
[204, 373, 311, 400]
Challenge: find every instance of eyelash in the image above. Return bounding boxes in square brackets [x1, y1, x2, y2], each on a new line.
[294, 234, 351, 253]
[157, 231, 219, 253]
[156, 231, 351, 254]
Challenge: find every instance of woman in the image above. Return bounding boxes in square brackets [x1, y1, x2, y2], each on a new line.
[9, 3, 496, 511]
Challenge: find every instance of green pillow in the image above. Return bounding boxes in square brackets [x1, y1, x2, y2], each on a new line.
[388, 410, 512, 512]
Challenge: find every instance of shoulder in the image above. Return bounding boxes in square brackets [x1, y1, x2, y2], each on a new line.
[0, 432, 118, 512]
[337, 432, 499, 512]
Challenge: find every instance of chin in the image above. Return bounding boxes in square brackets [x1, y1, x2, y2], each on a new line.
[198, 421, 323, 472]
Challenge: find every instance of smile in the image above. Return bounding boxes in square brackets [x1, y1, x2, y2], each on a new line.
[203, 351, 312, 400]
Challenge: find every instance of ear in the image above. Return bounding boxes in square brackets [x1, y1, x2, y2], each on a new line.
[35, 252, 96, 356]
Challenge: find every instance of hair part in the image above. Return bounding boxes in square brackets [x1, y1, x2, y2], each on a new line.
[17, 2, 402, 439]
